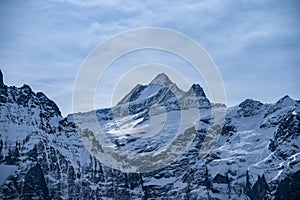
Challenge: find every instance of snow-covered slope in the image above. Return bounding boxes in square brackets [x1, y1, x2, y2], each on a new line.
[0, 70, 299, 199]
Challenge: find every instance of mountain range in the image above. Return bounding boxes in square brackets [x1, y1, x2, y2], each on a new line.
[0, 70, 299, 199]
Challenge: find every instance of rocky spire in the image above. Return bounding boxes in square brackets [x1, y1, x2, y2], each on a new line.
[188, 84, 206, 97]
[0, 70, 7, 103]
[0, 69, 5, 90]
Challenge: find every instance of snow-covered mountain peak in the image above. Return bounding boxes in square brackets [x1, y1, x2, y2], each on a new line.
[115, 73, 210, 115]
[150, 73, 173, 87]
[0, 72, 62, 118]
[238, 98, 263, 107]
[276, 95, 296, 107]
[117, 73, 185, 107]
[236, 98, 264, 117]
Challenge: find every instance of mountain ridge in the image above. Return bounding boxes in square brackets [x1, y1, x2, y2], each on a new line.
[0, 70, 299, 199]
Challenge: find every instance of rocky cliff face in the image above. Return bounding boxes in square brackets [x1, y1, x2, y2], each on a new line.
[0, 71, 299, 199]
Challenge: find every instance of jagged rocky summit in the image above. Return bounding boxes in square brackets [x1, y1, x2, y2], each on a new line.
[0, 70, 299, 199]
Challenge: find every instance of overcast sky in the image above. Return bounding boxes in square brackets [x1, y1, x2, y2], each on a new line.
[1, 0, 300, 116]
